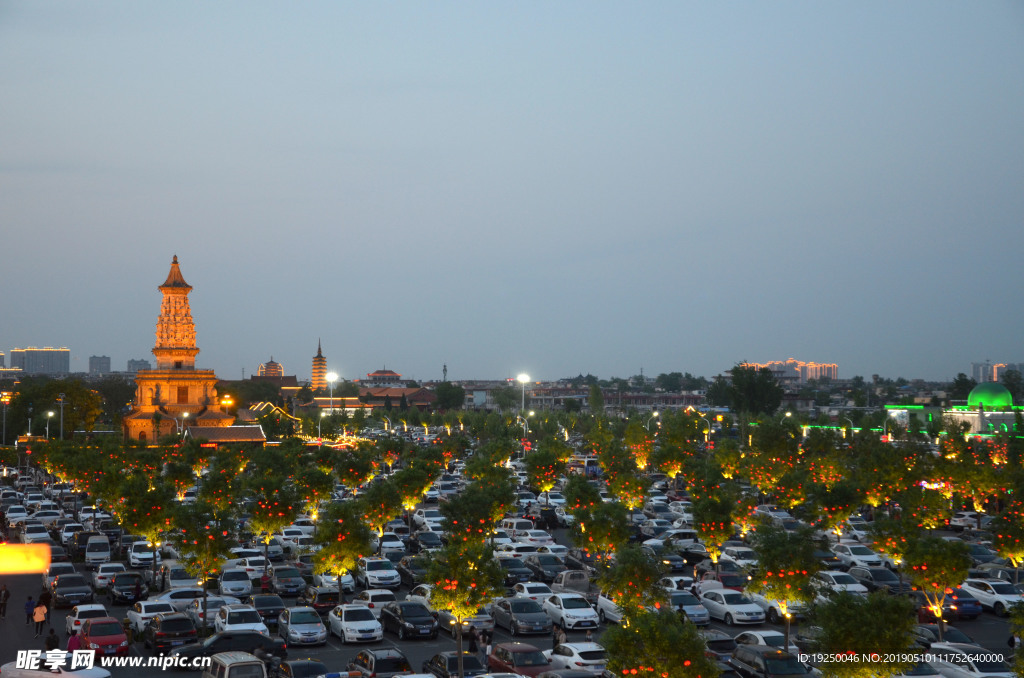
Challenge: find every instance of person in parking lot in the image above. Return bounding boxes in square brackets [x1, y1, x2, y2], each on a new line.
[0, 583, 10, 618]
[24, 596, 34, 626]
[44, 628, 59, 651]
[67, 630, 81, 652]
[33, 599, 47, 637]
[38, 588, 52, 625]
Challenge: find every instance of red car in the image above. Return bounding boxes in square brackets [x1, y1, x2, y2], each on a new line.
[487, 642, 553, 677]
[80, 616, 130, 657]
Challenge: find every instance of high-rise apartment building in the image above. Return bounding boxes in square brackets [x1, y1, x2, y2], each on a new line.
[127, 359, 152, 373]
[9, 347, 70, 375]
[89, 356, 111, 375]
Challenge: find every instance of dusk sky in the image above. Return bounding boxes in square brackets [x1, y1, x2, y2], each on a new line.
[2, 2, 1022, 384]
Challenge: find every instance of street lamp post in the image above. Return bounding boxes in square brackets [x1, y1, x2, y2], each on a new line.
[173, 413, 189, 435]
[57, 393, 65, 440]
[699, 416, 711, 443]
[381, 415, 391, 432]
[318, 412, 326, 439]
[46, 411, 54, 440]
[27, 406, 33, 438]
[516, 414, 530, 438]
[326, 372, 339, 413]
[646, 411, 660, 432]
[843, 417, 855, 439]
[517, 373, 530, 413]
[1, 392, 10, 446]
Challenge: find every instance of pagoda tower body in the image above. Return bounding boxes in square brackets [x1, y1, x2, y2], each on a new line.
[123, 256, 234, 442]
[311, 340, 327, 391]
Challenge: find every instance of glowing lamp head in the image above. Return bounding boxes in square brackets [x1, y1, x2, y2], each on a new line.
[517, 373, 530, 384]
[326, 372, 339, 384]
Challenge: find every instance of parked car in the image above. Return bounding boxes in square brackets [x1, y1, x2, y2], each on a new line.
[277, 606, 328, 646]
[167, 630, 288, 663]
[545, 642, 607, 675]
[422, 651, 488, 678]
[959, 578, 1024, 616]
[926, 642, 1011, 678]
[328, 604, 384, 644]
[247, 594, 287, 628]
[346, 648, 414, 678]
[490, 597, 553, 636]
[541, 594, 599, 631]
[108, 571, 148, 606]
[65, 603, 110, 636]
[51, 573, 95, 608]
[141, 612, 198, 654]
[699, 589, 766, 625]
[379, 600, 439, 640]
[296, 586, 341, 617]
[488, 642, 553, 677]
[80, 617, 130, 658]
[268, 565, 306, 596]
[126, 600, 176, 633]
[729, 646, 810, 678]
[847, 566, 913, 595]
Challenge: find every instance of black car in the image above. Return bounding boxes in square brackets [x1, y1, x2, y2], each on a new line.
[813, 549, 844, 570]
[169, 630, 288, 664]
[410, 531, 443, 554]
[45, 540, 69, 563]
[397, 556, 430, 587]
[141, 612, 197, 654]
[247, 594, 287, 627]
[379, 601, 439, 640]
[729, 646, 809, 678]
[523, 555, 568, 583]
[643, 545, 687, 572]
[421, 651, 487, 678]
[268, 659, 329, 678]
[109, 572, 148, 605]
[51, 573, 95, 608]
[498, 558, 533, 587]
[347, 648, 414, 678]
[564, 549, 601, 575]
[296, 586, 340, 617]
[847, 566, 913, 595]
[701, 629, 738, 660]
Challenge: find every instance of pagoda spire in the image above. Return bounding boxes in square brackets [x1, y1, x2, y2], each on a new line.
[153, 256, 199, 370]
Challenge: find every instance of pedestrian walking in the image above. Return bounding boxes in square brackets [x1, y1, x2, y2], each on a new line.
[24, 596, 34, 626]
[0, 584, 10, 618]
[67, 630, 81, 652]
[33, 600, 47, 637]
[482, 628, 492, 664]
[44, 628, 59, 651]
[467, 625, 479, 654]
[38, 589, 52, 627]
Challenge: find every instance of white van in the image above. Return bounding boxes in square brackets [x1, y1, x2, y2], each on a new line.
[500, 518, 535, 538]
[201, 651, 267, 678]
[84, 535, 111, 567]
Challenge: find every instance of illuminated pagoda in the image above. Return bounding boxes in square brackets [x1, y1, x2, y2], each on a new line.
[123, 256, 234, 441]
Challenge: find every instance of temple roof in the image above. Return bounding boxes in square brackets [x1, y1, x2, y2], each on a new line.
[160, 255, 192, 290]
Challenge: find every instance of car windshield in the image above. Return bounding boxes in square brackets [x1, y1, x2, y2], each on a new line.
[721, 593, 752, 605]
[419, 533, 441, 543]
[579, 650, 606, 661]
[147, 604, 173, 613]
[254, 596, 284, 609]
[80, 609, 107, 620]
[160, 618, 193, 632]
[344, 608, 375, 621]
[367, 561, 395, 571]
[973, 659, 1009, 672]
[537, 555, 561, 566]
[526, 585, 550, 594]
[372, 593, 397, 603]
[765, 657, 809, 675]
[513, 651, 550, 667]
[873, 569, 899, 582]
[562, 598, 591, 609]
[511, 600, 543, 613]
[133, 543, 154, 553]
[290, 610, 320, 624]
[670, 592, 700, 607]
[57, 575, 87, 588]
[376, 656, 412, 672]
[831, 574, 858, 585]
[400, 603, 431, 616]
[848, 546, 874, 555]
[89, 622, 124, 636]
[274, 568, 300, 579]
[223, 571, 248, 581]
[228, 611, 263, 624]
[422, 511, 441, 518]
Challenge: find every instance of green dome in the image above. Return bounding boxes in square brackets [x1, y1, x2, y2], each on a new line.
[967, 382, 1013, 409]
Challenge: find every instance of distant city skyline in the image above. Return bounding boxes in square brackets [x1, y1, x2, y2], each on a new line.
[2, 3, 1021, 383]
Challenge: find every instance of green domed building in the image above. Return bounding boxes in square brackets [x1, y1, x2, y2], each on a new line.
[944, 381, 1019, 435]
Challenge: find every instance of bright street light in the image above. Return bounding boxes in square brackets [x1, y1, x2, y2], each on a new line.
[326, 372, 339, 413]
[319, 411, 326, 439]
[46, 411, 54, 440]
[516, 373, 530, 412]
[646, 411, 659, 432]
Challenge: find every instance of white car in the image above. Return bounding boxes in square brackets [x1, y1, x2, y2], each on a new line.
[536, 544, 569, 560]
[413, 509, 444, 530]
[537, 492, 567, 506]
[350, 589, 398, 619]
[291, 518, 317, 536]
[494, 543, 540, 560]
[927, 643, 1012, 678]
[659, 575, 695, 591]
[356, 557, 401, 589]
[214, 603, 270, 636]
[735, 630, 799, 655]
[277, 527, 306, 550]
[184, 596, 240, 628]
[126, 600, 176, 633]
[545, 642, 607, 675]
[166, 567, 198, 590]
[405, 584, 433, 608]
[218, 568, 254, 597]
[699, 589, 766, 625]
[719, 547, 759, 569]
[554, 507, 576, 527]
[1, 653, 111, 678]
[328, 604, 384, 643]
[488, 530, 514, 547]
[65, 603, 110, 636]
[810, 571, 869, 604]
[542, 593, 600, 631]
[59, 523, 86, 545]
[5, 506, 28, 527]
[148, 588, 207, 612]
[959, 579, 1024, 616]
[127, 541, 162, 568]
[950, 512, 985, 531]
[378, 532, 406, 553]
[745, 590, 807, 624]
[312, 572, 356, 592]
[92, 563, 127, 590]
[516, 530, 555, 547]
[831, 543, 883, 568]
[235, 557, 270, 580]
[596, 592, 625, 624]
[31, 509, 64, 527]
[513, 582, 553, 602]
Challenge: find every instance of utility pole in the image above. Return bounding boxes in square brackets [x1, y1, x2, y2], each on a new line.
[58, 393, 66, 440]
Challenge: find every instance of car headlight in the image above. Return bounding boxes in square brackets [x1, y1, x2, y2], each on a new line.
[289, 629, 301, 638]
[89, 643, 99, 649]
[120, 640, 129, 647]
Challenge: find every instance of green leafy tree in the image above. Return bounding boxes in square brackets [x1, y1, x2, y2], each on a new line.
[812, 591, 917, 678]
[314, 501, 374, 603]
[903, 536, 972, 634]
[434, 382, 466, 410]
[602, 609, 720, 678]
[693, 496, 735, 566]
[748, 524, 820, 648]
[491, 387, 518, 412]
[108, 474, 176, 588]
[427, 543, 504, 678]
[525, 449, 566, 501]
[588, 384, 605, 414]
[360, 480, 403, 540]
[175, 502, 234, 632]
[595, 544, 668, 622]
[948, 373, 977, 402]
[991, 502, 1024, 584]
[729, 364, 783, 415]
[573, 502, 631, 566]
[248, 487, 300, 571]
